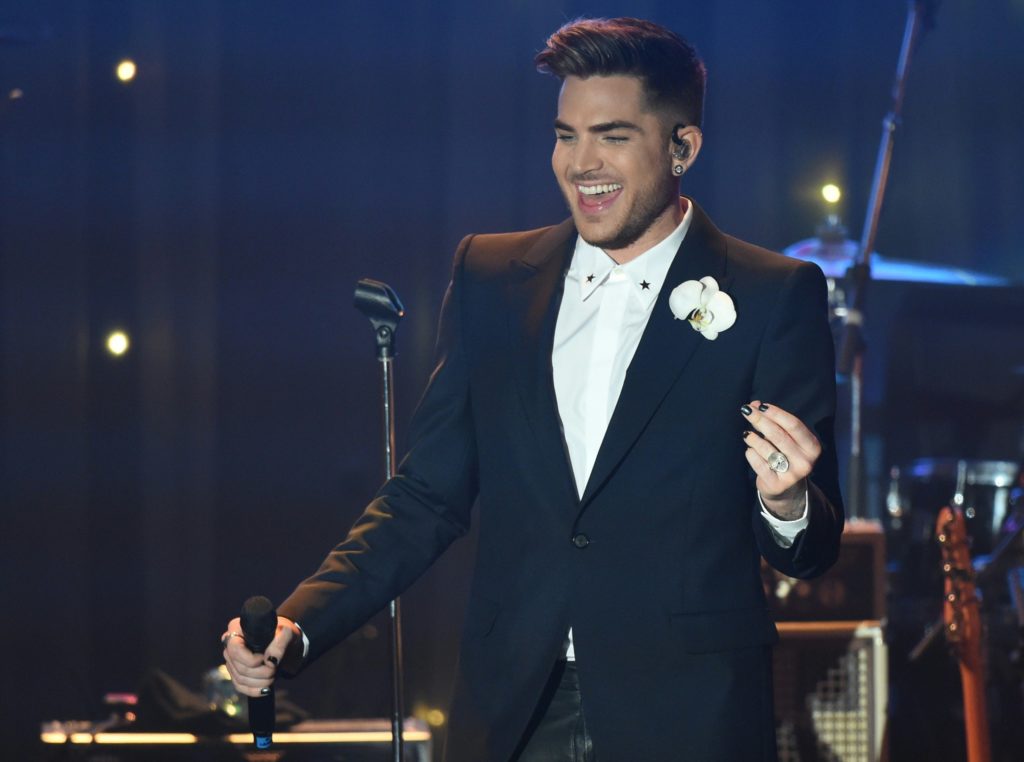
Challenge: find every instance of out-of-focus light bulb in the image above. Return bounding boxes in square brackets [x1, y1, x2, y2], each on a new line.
[821, 183, 842, 204]
[106, 331, 130, 356]
[116, 59, 137, 82]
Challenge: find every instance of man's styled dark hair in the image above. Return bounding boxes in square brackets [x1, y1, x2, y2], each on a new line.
[535, 17, 707, 129]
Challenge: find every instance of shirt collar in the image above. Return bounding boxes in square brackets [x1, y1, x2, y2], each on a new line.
[569, 200, 694, 305]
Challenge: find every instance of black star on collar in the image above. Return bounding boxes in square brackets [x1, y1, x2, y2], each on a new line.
[640, 280, 651, 290]
[586, 274, 595, 283]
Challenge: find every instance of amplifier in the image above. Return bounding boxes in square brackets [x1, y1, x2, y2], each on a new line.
[774, 620, 888, 762]
[764, 519, 886, 621]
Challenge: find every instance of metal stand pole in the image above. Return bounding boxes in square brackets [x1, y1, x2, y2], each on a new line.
[838, 0, 938, 517]
[381, 352, 405, 762]
[354, 279, 406, 762]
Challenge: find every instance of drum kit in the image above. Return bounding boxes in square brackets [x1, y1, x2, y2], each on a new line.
[787, 219, 1022, 578]
[787, 223, 1021, 572]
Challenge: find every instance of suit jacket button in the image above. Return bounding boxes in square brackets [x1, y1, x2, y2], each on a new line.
[572, 533, 590, 549]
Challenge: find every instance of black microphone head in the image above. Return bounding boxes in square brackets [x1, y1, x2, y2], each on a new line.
[354, 278, 405, 321]
[240, 596, 277, 653]
[354, 278, 405, 357]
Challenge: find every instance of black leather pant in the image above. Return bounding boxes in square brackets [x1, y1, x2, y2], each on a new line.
[511, 661, 596, 762]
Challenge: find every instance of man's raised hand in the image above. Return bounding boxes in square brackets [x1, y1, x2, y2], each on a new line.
[741, 401, 822, 520]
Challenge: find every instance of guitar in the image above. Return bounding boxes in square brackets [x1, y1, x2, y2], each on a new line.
[935, 505, 991, 762]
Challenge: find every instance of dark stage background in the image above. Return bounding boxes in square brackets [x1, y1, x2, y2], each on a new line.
[2, 0, 1023, 757]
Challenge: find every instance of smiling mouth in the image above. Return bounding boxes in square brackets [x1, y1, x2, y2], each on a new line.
[576, 183, 623, 196]
[575, 183, 623, 213]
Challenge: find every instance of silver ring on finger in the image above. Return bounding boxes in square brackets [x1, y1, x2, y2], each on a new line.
[221, 631, 243, 647]
[767, 451, 790, 473]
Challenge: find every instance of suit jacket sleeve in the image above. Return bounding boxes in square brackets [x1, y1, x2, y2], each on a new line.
[750, 261, 845, 578]
[276, 236, 480, 667]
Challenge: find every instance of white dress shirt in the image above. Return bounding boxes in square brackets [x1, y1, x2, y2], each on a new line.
[551, 204, 807, 660]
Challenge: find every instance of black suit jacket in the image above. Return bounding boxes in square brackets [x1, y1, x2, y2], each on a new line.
[278, 201, 844, 761]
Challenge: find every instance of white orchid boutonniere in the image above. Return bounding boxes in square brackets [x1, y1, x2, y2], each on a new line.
[668, 276, 736, 340]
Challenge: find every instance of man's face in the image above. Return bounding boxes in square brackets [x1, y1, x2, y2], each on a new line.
[551, 75, 680, 258]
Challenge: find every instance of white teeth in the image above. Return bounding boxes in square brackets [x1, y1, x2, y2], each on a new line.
[577, 183, 622, 196]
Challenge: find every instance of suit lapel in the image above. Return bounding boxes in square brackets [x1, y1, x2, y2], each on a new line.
[506, 219, 579, 504]
[578, 202, 732, 509]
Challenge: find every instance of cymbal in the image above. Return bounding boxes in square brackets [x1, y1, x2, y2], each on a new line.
[784, 237, 1008, 286]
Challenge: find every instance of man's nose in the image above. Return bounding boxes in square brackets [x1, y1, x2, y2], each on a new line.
[572, 138, 602, 175]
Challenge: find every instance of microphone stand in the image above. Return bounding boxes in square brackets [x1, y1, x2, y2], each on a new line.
[838, 0, 939, 518]
[354, 278, 406, 762]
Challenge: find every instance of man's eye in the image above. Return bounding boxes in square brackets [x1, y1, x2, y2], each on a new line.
[555, 134, 576, 143]
[604, 135, 628, 144]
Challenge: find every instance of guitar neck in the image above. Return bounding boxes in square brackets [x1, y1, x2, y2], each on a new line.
[936, 506, 991, 762]
[956, 594, 990, 762]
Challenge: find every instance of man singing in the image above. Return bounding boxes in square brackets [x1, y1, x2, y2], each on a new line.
[224, 17, 843, 761]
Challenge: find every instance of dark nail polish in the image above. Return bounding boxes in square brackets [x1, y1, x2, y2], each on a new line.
[740, 405, 752, 416]
[266, 655, 279, 666]
[260, 687, 271, 696]
[758, 403, 769, 412]
[742, 430, 752, 438]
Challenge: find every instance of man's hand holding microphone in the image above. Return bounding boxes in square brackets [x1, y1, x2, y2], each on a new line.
[221, 597, 305, 749]
[221, 613, 301, 697]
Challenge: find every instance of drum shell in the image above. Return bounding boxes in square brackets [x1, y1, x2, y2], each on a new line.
[886, 459, 1019, 594]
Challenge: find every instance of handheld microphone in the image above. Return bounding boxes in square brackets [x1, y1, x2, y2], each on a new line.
[240, 596, 277, 749]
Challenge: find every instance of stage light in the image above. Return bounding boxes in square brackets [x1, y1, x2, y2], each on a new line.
[821, 183, 841, 204]
[106, 330, 130, 356]
[116, 59, 137, 82]
[425, 709, 446, 727]
[8, 88, 23, 100]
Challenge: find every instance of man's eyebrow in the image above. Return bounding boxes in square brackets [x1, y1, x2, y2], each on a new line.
[590, 120, 642, 133]
[552, 119, 643, 133]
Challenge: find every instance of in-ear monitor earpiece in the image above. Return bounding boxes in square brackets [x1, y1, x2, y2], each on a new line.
[671, 123, 691, 160]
